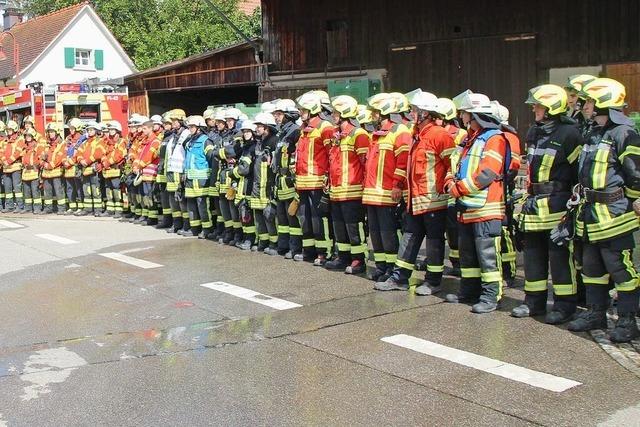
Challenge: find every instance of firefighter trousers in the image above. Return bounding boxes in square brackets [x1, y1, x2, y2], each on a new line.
[522, 230, 577, 312]
[167, 191, 184, 230]
[581, 234, 639, 313]
[3, 171, 23, 210]
[331, 200, 367, 263]
[65, 177, 80, 210]
[103, 177, 123, 214]
[141, 182, 157, 221]
[446, 205, 460, 269]
[218, 197, 242, 241]
[82, 174, 102, 213]
[277, 199, 302, 255]
[157, 184, 172, 225]
[23, 179, 41, 212]
[74, 176, 85, 210]
[501, 226, 517, 281]
[393, 209, 447, 285]
[255, 208, 278, 250]
[211, 196, 225, 235]
[458, 219, 503, 304]
[297, 189, 331, 257]
[42, 177, 67, 212]
[367, 205, 400, 275]
[187, 195, 212, 232]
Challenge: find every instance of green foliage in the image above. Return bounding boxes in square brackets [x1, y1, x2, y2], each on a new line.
[23, 0, 262, 70]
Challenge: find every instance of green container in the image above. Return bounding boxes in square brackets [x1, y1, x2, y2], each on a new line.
[327, 79, 381, 104]
[629, 112, 640, 132]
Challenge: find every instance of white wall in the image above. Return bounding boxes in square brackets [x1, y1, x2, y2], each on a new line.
[19, 8, 135, 88]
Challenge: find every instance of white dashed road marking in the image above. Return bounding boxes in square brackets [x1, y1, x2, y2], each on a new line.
[381, 334, 582, 393]
[99, 252, 163, 269]
[35, 233, 78, 245]
[0, 219, 23, 229]
[201, 282, 302, 310]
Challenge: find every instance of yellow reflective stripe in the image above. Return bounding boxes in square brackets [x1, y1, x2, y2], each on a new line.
[617, 278, 639, 292]
[567, 145, 581, 164]
[373, 252, 386, 262]
[426, 264, 444, 273]
[484, 149, 503, 163]
[394, 144, 409, 156]
[583, 274, 610, 285]
[525, 279, 548, 292]
[393, 168, 406, 178]
[449, 249, 459, 259]
[302, 238, 315, 247]
[461, 267, 481, 278]
[625, 188, 640, 198]
[593, 147, 609, 189]
[619, 145, 640, 162]
[553, 283, 576, 296]
[337, 242, 351, 251]
[386, 253, 397, 263]
[396, 259, 414, 270]
[481, 271, 502, 283]
[537, 152, 555, 182]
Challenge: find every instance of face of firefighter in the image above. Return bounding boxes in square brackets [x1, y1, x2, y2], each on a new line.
[69, 127, 76, 135]
[243, 130, 254, 141]
[48, 130, 57, 140]
[461, 111, 473, 128]
[226, 118, 236, 130]
[256, 124, 266, 137]
[7, 129, 13, 136]
[371, 110, 381, 124]
[153, 124, 162, 133]
[331, 111, 343, 125]
[25, 135, 34, 144]
[594, 112, 609, 126]
[109, 129, 118, 137]
[188, 125, 198, 135]
[532, 104, 547, 122]
[24, 122, 33, 130]
[299, 108, 311, 122]
[273, 111, 284, 125]
[215, 120, 226, 132]
[206, 118, 214, 128]
[88, 128, 97, 137]
[567, 89, 579, 111]
[583, 99, 595, 120]
[164, 123, 172, 132]
[171, 120, 182, 130]
[141, 124, 152, 136]
[435, 117, 444, 127]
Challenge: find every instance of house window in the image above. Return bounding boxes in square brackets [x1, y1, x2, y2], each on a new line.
[326, 19, 349, 65]
[75, 49, 92, 67]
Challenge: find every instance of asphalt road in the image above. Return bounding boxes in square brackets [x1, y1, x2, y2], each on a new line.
[0, 214, 639, 426]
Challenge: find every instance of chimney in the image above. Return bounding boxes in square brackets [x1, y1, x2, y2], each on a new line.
[3, 7, 23, 31]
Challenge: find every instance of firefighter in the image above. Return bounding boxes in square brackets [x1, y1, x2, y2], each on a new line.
[491, 101, 522, 288]
[124, 116, 146, 221]
[565, 74, 596, 136]
[436, 97, 467, 277]
[206, 110, 227, 240]
[99, 121, 127, 218]
[510, 85, 582, 323]
[41, 123, 68, 214]
[271, 99, 302, 258]
[183, 115, 215, 239]
[63, 118, 85, 214]
[164, 109, 190, 234]
[154, 113, 174, 228]
[325, 95, 370, 274]
[132, 118, 162, 226]
[251, 112, 279, 252]
[0, 121, 6, 210]
[363, 93, 411, 281]
[294, 91, 336, 265]
[75, 121, 106, 216]
[20, 128, 43, 214]
[567, 78, 640, 343]
[2, 120, 26, 213]
[444, 91, 508, 314]
[22, 115, 43, 142]
[231, 120, 258, 250]
[375, 90, 454, 293]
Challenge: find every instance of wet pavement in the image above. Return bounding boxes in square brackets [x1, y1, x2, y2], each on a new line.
[0, 214, 639, 426]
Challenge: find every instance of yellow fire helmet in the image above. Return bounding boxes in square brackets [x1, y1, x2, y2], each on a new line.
[6, 120, 19, 132]
[331, 95, 359, 119]
[24, 128, 37, 138]
[23, 115, 35, 125]
[296, 91, 323, 115]
[46, 122, 63, 135]
[203, 108, 216, 121]
[68, 117, 84, 131]
[525, 84, 568, 116]
[388, 92, 411, 113]
[436, 98, 457, 121]
[566, 74, 596, 94]
[580, 77, 626, 109]
[356, 105, 372, 124]
[0, 121, 6, 132]
[168, 109, 187, 122]
[367, 93, 397, 116]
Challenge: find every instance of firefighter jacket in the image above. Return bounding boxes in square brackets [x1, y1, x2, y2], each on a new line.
[577, 117, 640, 242]
[101, 135, 127, 179]
[21, 141, 44, 181]
[273, 120, 300, 201]
[406, 122, 455, 215]
[133, 132, 161, 181]
[250, 133, 278, 209]
[328, 122, 369, 202]
[519, 119, 581, 232]
[126, 132, 144, 171]
[183, 132, 214, 198]
[445, 124, 468, 208]
[41, 137, 66, 179]
[63, 133, 83, 178]
[362, 120, 411, 206]
[295, 116, 335, 191]
[206, 129, 222, 196]
[76, 135, 106, 177]
[2, 134, 26, 173]
[231, 137, 258, 203]
[166, 127, 190, 192]
[217, 129, 242, 193]
[446, 127, 507, 224]
[156, 130, 173, 184]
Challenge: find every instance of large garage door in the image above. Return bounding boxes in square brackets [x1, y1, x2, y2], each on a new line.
[388, 34, 538, 136]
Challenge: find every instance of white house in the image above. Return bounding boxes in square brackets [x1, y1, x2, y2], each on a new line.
[0, 1, 136, 89]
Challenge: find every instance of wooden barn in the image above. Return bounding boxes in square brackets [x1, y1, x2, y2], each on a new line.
[260, 0, 640, 133]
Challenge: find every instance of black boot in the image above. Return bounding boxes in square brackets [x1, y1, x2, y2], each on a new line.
[325, 257, 349, 271]
[567, 306, 608, 332]
[512, 291, 547, 318]
[609, 313, 640, 343]
[546, 296, 577, 325]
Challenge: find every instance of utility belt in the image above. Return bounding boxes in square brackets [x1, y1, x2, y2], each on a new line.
[583, 187, 624, 204]
[528, 181, 571, 196]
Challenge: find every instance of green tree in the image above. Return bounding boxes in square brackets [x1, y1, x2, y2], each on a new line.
[23, 0, 261, 70]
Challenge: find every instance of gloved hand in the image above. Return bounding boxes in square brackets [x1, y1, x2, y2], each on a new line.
[550, 213, 575, 246]
[633, 199, 640, 217]
[448, 183, 462, 199]
[390, 187, 402, 202]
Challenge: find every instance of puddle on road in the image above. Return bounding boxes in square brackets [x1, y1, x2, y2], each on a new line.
[19, 347, 87, 401]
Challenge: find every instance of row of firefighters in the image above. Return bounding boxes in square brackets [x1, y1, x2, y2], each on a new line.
[0, 76, 639, 342]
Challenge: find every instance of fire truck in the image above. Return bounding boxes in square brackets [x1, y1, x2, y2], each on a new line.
[0, 82, 130, 135]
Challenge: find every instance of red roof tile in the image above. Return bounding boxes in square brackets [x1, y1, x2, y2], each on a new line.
[0, 2, 89, 81]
